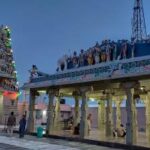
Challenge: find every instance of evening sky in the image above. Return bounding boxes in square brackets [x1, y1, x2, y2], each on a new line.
[0, 0, 150, 85]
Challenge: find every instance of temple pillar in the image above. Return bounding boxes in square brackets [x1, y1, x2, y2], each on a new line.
[27, 89, 36, 133]
[0, 95, 3, 124]
[80, 87, 89, 138]
[105, 92, 113, 137]
[53, 95, 60, 130]
[126, 87, 134, 144]
[145, 93, 150, 142]
[132, 92, 138, 143]
[46, 89, 56, 135]
[74, 95, 80, 126]
[115, 96, 122, 128]
[121, 82, 139, 145]
[98, 100, 105, 131]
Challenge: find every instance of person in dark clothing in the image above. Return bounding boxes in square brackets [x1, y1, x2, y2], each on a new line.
[19, 115, 26, 138]
[73, 123, 80, 135]
[68, 117, 73, 130]
[7, 112, 16, 136]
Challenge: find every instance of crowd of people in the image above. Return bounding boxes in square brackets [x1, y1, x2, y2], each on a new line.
[57, 40, 133, 72]
[5, 111, 126, 139]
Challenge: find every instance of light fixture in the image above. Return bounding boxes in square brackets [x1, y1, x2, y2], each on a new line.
[38, 90, 46, 94]
[42, 130, 46, 135]
[14, 71, 17, 74]
[90, 98, 95, 102]
[90, 86, 94, 92]
[140, 87, 143, 90]
[42, 110, 47, 116]
[140, 86, 144, 90]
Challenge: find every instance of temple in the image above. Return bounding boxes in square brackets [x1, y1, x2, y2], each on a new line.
[22, 0, 150, 147]
[0, 25, 19, 124]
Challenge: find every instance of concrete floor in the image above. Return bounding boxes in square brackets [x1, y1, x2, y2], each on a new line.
[49, 128, 150, 148]
[0, 135, 124, 150]
[86, 129, 150, 148]
[0, 125, 149, 149]
[0, 143, 29, 150]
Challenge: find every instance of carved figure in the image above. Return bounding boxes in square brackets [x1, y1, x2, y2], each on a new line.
[94, 51, 100, 64]
[79, 49, 85, 67]
[72, 51, 78, 68]
[106, 44, 111, 62]
[131, 42, 135, 58]
[113, 44, 117, 61]
[87, 52, 93, 65]
[57, 54, 68, 71]
[29, 65, 38, 78]
[122, 42, 127, 59]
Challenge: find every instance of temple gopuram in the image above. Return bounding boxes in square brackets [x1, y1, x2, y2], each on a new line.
[0, 25, 19, 124]
[22, 0, 150, 148]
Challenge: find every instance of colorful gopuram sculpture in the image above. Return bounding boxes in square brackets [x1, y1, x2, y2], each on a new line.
[0, 25, 19, 124]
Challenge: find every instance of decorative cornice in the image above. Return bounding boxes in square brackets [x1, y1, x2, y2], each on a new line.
[22, 55, 150, 89]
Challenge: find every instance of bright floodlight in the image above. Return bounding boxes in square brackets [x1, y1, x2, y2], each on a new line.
[43, 110, 47, 116]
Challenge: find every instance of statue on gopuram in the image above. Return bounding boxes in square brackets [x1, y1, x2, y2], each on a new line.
[72, 51, 78, 68]
[87, 48, 94, 65]
[121, 42, 127, 59]
[79, 49, 85, 67]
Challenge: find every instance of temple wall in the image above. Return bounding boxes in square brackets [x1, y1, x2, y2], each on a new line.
[16, 103, 146, 131]
[87, 107, 146, 131]
[0, 96, 18, 125]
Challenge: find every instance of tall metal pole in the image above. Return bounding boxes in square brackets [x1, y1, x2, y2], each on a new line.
[132, 0, 147, 41]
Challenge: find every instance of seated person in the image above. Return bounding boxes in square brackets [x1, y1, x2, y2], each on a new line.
[67, 117, 73, 130]
[73, 123, 80, 135]
[114, 124, 126, 137]
[68, 120, 73, 130]
[113, 129, 117, 137]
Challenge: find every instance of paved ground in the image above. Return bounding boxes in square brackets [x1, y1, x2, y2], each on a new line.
[0, 143, 28, 150]
[0, 125, 150, 148]
[0, 134, 124, 150]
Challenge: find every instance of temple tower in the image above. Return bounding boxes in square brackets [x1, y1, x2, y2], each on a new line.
[0, 25, 19, 124]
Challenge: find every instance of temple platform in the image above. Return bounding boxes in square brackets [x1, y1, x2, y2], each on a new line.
[40, 128, 150, 148]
